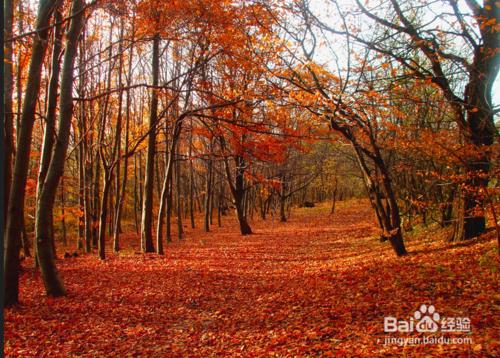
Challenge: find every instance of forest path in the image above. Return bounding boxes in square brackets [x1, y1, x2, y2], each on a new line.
[5, 201, 497, 356]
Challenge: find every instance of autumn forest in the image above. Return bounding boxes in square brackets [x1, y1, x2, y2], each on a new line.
[1, 0, 499, 355]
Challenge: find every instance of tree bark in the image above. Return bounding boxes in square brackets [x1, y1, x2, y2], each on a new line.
[225, 155, 253, 235]
[4, 0, 59, 306]
[176, 149, 183, 240]
[35, 8, 63, 258]
[35, 0, 85, 297]
[140, 35, 160, 253]
[3, 0, 14, 231]
[204, 154, 213, 232]
[189, 133, 196, 229]
[98, 167, 111, 260]
[354, 145, 407, 256]
[113, 17, 134, 252]
[279, 196, 287, 223]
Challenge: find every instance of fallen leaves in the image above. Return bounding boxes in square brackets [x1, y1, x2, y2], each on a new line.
[4, 201, 499, 356]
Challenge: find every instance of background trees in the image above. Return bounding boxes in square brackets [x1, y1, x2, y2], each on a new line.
[298, 0, 498, 240]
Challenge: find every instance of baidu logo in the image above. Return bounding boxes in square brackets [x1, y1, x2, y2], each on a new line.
[384, 304, 470, 333]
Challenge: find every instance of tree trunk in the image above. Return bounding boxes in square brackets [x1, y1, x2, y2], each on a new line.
[35, 0, 85, 297]
[140, 35, 160, 253]
[156, 134, 170, 254]
[60, 178, 67, 246]
[113, 18, 134, 252]
[98, 169, 111, 260]
[92, 153, 100, 248]
[330, 177, 338, 214]
[458, 17, 499, 239]
[176, 150, 183, 240]
[36, 7, 63, 258]
[3, 0, 15, 231]
[77, 142, 85, 250]
[204, 156, 212, 232]
[133, 154, 140, 234]
[4, 0, 59, 306]
[228, 156, 253, 235]
[279, 196, 287, 222]
[166, 176, 173, 243]
[235, 192, 253, 235]
[189, 127, 196, 229]
[354, 146, 407, 256]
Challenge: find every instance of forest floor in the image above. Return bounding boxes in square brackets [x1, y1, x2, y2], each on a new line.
[4, 200, 498, 357]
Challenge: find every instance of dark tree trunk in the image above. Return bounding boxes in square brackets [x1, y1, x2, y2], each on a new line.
[354, 146, 407, 256]
[92, 153, 100, 248]
[156, 134, 171, 253]
[279, 196, 287, 222]
[133, 154, 140, 234]
[77, 143, 85, 250]
[4, 0, 58, 306]
[330, 177, 338, 214]
[176, 150, 183, 240]
[60, 178, 67, 246]
[235, 193, 253, 235]
[166, 177, 173, 243]
[113, 18, 134, 252]
[4, 0, 14, 231]
[458, 7, 499, 239]
[189, 142, 195, 229]
[204, 155, 212, 232]
[35, 0, 85, 297]
[140, 35, 160, 253]
[36, 7, 63, 257]
[98, 170, 111, 260]
[224, 156, 252, 235]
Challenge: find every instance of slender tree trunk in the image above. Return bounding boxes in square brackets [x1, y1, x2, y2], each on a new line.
[20, 216, 31, 258]
[77, 28, 92, 253]
[92, 153, 100, 248]
[204, 155, 212, 232]
[157, 119, 183, 247]
[109, 19, 125, 251]
[354, 146, 407, 256]
[35, 0, 85, 297]
[36, 8, 63, 257]
[77, 144, 85, 249]
[84, 170, 92, 253]
[218, 165, 224, 227]
[330, 177, 338, 214]
[133, 154, 140, 234]
[157, 134, 173, 253]
[82, 70, 93, 253]
[98, 169, 111, 260]
[4, 0, 58, 306]
[189, 136, 195, 229]
[15, 0, 24, 132]
[166, 177, 173, 243]
[113, 18, 134, 252]
[176, 150, 183, 240]
[3, 0, 15, 231]
[82, 100, 93, 254]
[140, 35, 160, 253]
[60, 177, 67, 246]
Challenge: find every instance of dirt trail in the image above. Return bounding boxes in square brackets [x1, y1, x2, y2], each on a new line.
[5, 201, 498, 356]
